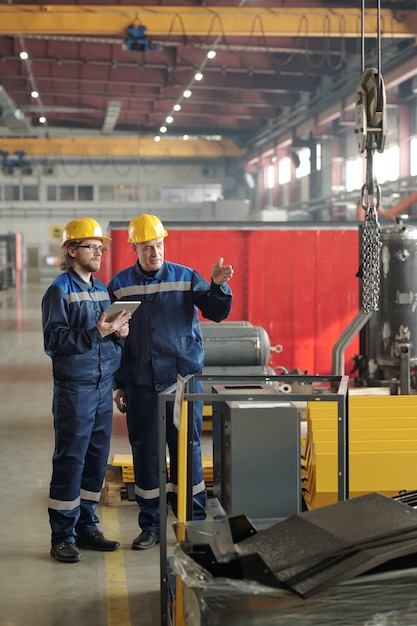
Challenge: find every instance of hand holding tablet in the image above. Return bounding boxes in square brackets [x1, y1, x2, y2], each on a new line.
[105, 301, 141, 322]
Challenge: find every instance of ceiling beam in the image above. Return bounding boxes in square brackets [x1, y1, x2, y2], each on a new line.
[0, 6, 415, 38]
[246, 48, 417, 162]
[0, 137, 246, 158]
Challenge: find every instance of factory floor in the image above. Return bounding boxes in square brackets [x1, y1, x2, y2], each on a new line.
[0, 280, 182, 626]
[4, 279, 412, 626]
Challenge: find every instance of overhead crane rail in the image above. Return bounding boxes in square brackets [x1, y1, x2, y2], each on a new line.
[0, 6, 415, 38]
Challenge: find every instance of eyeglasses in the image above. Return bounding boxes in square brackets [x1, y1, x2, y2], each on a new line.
[76, 244, 107, 253]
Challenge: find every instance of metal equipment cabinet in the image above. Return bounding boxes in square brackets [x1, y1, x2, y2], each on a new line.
[212, 386, 301, 519]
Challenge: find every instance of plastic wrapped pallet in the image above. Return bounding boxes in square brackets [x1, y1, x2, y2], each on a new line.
[171, 544, 417, 626]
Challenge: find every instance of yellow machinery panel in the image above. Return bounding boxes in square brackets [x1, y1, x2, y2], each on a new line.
[304, 395, 417, 509]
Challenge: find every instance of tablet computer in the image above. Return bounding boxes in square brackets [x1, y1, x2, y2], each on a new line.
[105, 301, 141, 322]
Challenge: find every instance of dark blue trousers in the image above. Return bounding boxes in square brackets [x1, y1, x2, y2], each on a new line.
[48, 378, 113, 545]
[125, 382, 207, 534]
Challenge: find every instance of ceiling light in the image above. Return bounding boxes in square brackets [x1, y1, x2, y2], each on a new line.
[39, 116, 46, 124]
[183, 134, 189, 141]
[160, 126, 167, 133]
[165, 115, 174, 124]
[207, 50, 216, 59]
[154, 135, 161, 142]
[102, 100, 121, 135]
[19, 51, 29, 60]
[194, 72, 203, 81]
[183, 90, 192, 98]
[173, 104, 181, 112]
[31, 90, 39, 99]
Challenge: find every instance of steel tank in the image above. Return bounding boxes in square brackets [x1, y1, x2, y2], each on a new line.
[376, 219, 417, 374]
[201, 321, 271, 366]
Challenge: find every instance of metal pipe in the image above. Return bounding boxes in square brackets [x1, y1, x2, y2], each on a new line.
[332, 308, 374, 376]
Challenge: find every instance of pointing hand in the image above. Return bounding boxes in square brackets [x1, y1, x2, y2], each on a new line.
[211, 257, 234, 285]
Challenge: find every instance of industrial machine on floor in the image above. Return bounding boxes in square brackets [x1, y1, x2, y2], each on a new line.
[212, 383, 301, 519]
[333, 217, 417, 394]
[201, 320, 276, 369]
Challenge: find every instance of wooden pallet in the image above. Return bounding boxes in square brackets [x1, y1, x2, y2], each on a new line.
[102, 455, 214, 505]
[101, 465, 136, 506]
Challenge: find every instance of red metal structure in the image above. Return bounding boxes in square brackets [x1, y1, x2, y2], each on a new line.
[99, 224, 360, 376]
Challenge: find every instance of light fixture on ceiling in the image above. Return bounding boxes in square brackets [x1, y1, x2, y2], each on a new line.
[17, 35, 47, 132]
[0, 86, 32, 132]
[155, 24, 222, 141]
[102, 100, 121, 135]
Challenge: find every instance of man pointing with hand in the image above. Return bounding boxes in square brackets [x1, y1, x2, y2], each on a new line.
[108, 214, 234, 550]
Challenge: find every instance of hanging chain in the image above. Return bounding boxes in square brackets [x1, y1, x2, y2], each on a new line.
[361, 208, 381, 313]
[354, 0, 386, 313]
[360, 200, 382, 313]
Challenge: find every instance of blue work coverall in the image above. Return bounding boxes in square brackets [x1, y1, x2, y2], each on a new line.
[108, 260, 232, 533]
[42, 268, 123, 545]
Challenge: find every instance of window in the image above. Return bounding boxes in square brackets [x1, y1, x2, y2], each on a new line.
[47, 186, 57, 201]
[203, 184, 222, 201]
[138, 186, 150, 202]
[316, 143, 322, 172]
[98, 185, 115, 202]
[265, 164, 275, 190]
[23, 186, 39, 201]
[161, 186, 185, 202]
[78, 186, 93, 201]
[346, 157, 363, 192]
[295, 148, 311, 179]
[4, 185, 19, 201]
[115, 185, 137, 202]
[374, 145, 399, 184]
[59, 185, 75, 201]
[410, 138, 417, 176]
[278, 157, 291, 185]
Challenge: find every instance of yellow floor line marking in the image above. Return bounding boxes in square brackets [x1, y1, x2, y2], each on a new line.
[101, 505, 131, 626]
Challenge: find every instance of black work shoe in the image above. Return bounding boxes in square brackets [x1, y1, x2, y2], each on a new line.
[132, 530, 159, 550]
[51, 541, 82, 563]
[76, 530, 120, 552]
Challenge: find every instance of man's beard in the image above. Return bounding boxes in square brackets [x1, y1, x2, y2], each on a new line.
[80, 258, 101, 274]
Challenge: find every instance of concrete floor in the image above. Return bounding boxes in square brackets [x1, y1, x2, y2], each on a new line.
[0, 281, 179, 626]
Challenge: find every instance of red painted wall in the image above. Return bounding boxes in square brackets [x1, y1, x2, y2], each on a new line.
[98, 225, 360, 376]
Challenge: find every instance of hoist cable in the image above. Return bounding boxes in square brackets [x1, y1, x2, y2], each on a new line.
[377, 0, 381, 75]
[361, 0, 365, 72]
[356, 0, 385, 313]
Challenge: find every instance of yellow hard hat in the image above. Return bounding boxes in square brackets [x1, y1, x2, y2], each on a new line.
[61, 217, 111, 249]
[128, 214, 168, 244]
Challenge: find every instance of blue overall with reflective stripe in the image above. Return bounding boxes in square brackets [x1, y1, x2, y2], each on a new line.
[42, 268, 123, 544]
[108, 260, 232, 532]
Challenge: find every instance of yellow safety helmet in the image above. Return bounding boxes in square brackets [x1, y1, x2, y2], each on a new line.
[61, 217, 111, 249]
[128, 214, 168, 244]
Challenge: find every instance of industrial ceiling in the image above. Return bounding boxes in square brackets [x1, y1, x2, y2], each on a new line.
[1, 1, 417, 158]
